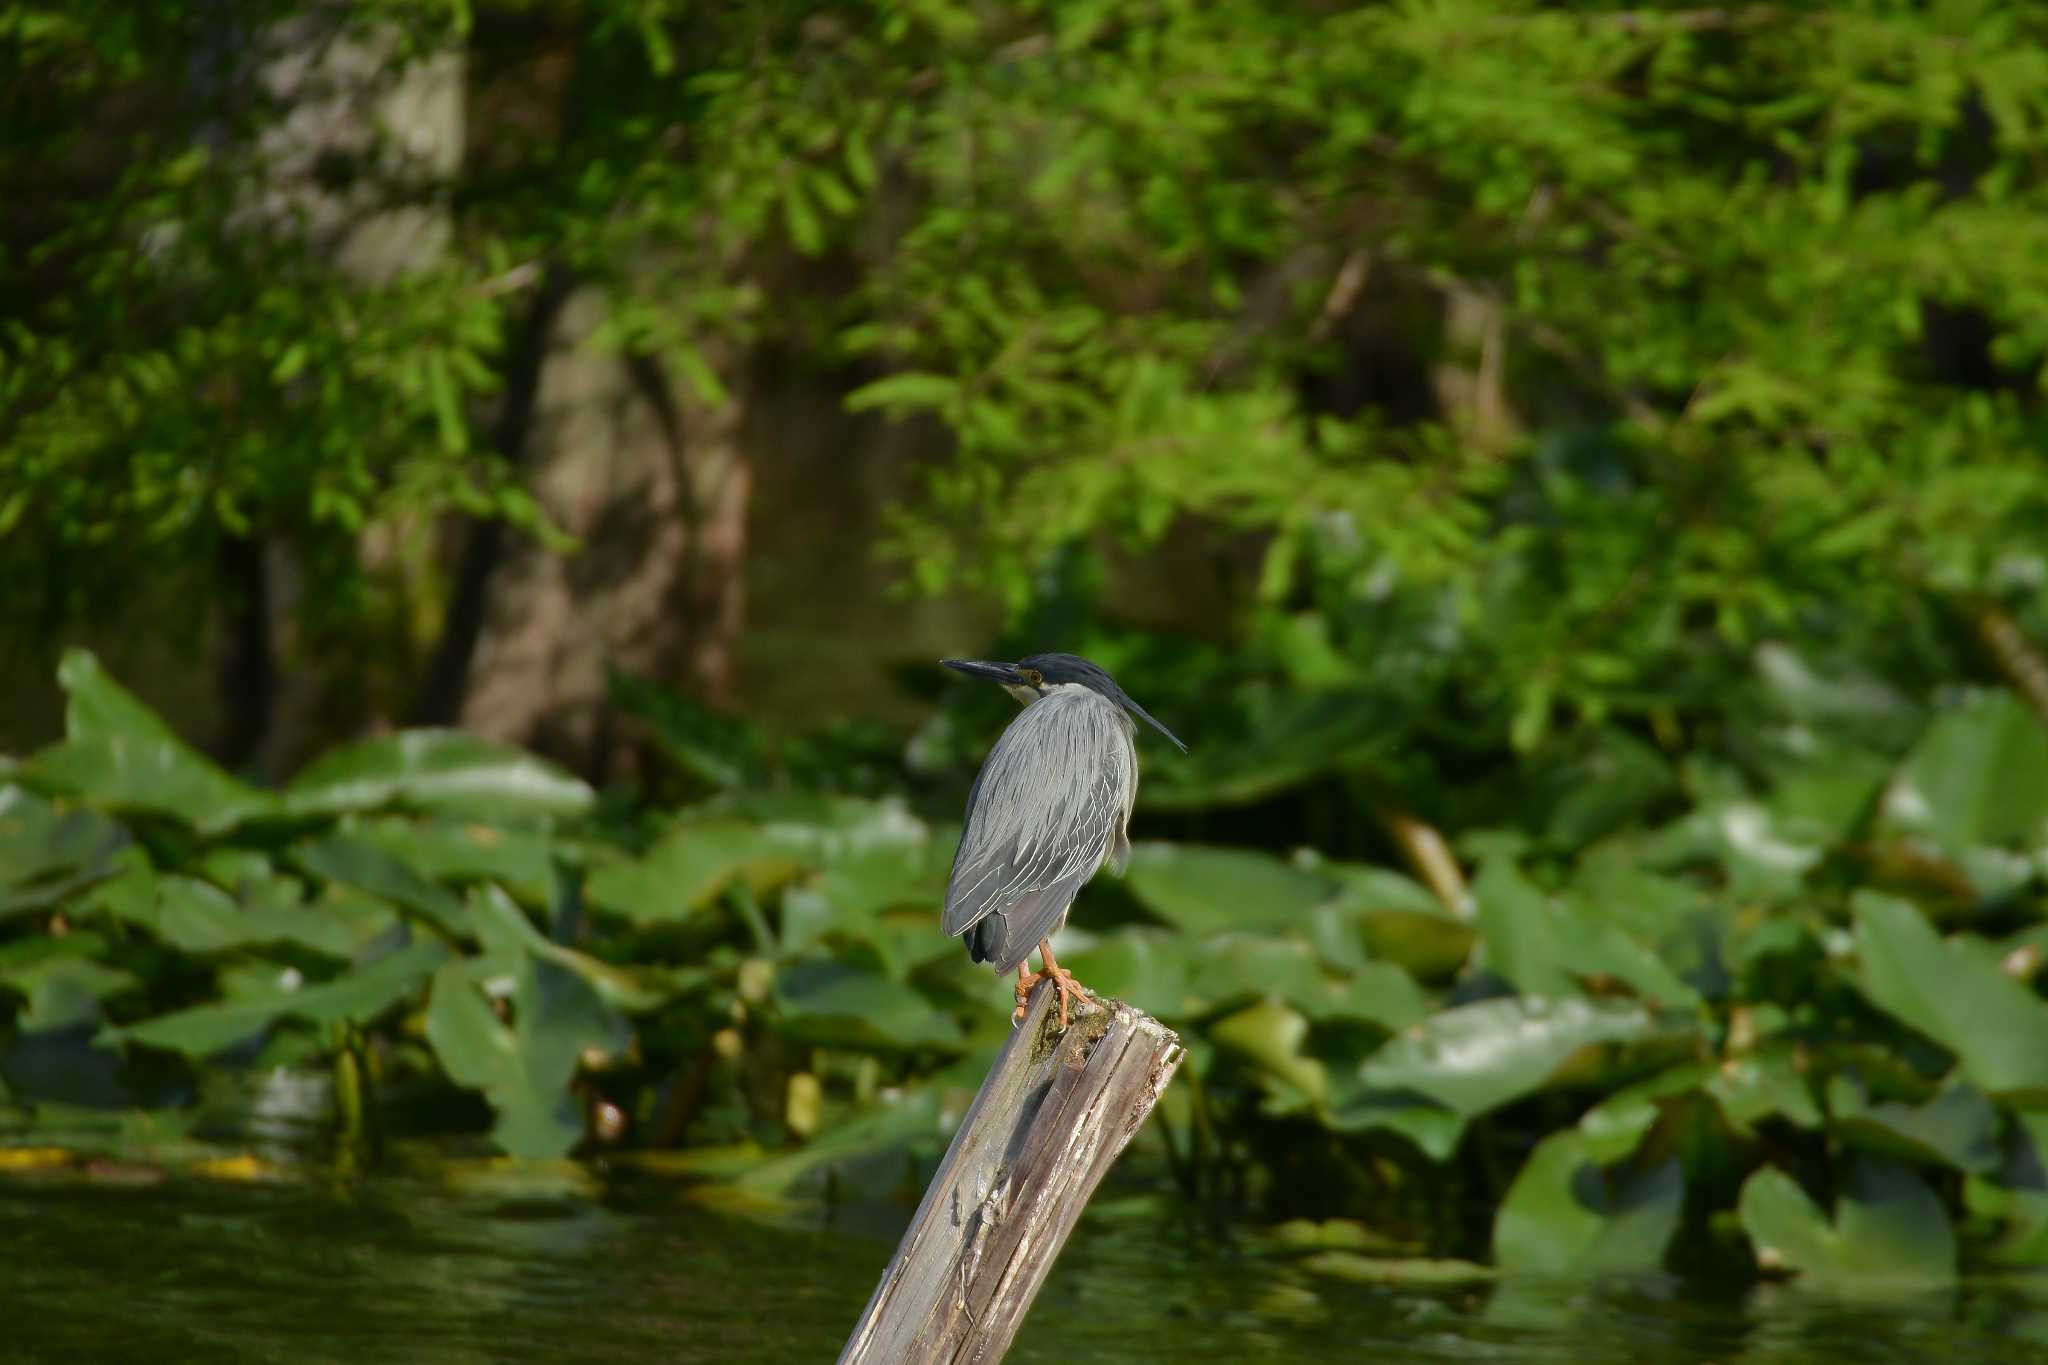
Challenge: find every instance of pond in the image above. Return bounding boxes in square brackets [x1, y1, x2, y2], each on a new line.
[6, 1162, 2048, 1364]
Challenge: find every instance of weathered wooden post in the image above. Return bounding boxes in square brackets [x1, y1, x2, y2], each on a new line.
[838, 980, 1184, 1364]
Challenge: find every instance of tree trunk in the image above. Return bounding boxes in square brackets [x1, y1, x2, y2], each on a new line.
[451, 287, 752, 780]
[216, 9, 467, 774]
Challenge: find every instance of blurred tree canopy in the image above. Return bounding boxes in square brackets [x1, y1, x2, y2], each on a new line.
[6, 0, 2048, 767]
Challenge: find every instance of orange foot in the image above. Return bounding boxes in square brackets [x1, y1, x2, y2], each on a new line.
[1013, 945, 1093, 1029]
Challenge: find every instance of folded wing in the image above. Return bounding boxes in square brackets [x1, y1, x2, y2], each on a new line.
[942, 688, 1134, 972]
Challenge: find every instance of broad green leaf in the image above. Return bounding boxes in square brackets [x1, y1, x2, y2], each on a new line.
[1882, 691, 2048, 852]
[285, 730, 594, 821]
[809, 842, 945, 920]
[1704, 1043, 1823, 1131]
[0, 948, 138, 1032]
[1494, 1130, 1682, 1275]
[1211, 999, 1325, 1109]
[1851, 891, 2048, 1098]
[1069, 926, 1424, 1030]
[1322, 1090, 1466, 1160]
[1474, 859, 1695, 1010]
[424, 962, 518, 1095]
[1352, 907, 1476, 982]
[845, 371, 961, 413]
[470, 886, 679, 1012]
[728, 1089, 946, 1199]
[1738, 1157, 1956, 1286]
[84, 866, 390, 958]
[1345, 996, 1693, 1120]
[1062, 931, 1195, 1013]
[584, 820, 807, 924]
[1318, 861, 1446, 918]
[225, 876, 401, 959]
[1474, 858, 1574, 996]
[1968, 1113, 2048, 1265]
[772, 960, 962, 1051]
[343, 818, 556, 899]
[105, 940, 449, 1056]
[56, 648, 178, 742]
[1314, 862, 1474, 979]
[292, 836, 468, 938]
[19, 735, 277, 835]
[1575, 1063, 1704, 1162]
[424, 952, 628, 1159]
[1121, 842, 1335, 936]
[1827, 1074, 1999, 1175]
[1191, 932, 1423, 1027]
[0, 786, 129, 916]
[132, 875, 250, 951]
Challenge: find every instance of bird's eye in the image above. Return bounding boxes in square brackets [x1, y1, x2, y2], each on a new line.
[1021, 668, 1043, 686]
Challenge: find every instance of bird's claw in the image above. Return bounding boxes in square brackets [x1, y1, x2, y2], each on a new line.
[1012, 967, 1091, 1029]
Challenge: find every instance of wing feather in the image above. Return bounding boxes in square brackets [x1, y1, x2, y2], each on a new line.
[942, 688, 1135, 971]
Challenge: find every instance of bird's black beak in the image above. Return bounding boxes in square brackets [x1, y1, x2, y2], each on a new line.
[941, 658, 1026, 686]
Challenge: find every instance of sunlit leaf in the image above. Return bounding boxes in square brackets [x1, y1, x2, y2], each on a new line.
[56, 648, 178, 743]
[1121, 842, 1335, 937]
[1344, 996, 1694, 1120]
[285, 730, 593, 821]
[19, 735, 277, 835]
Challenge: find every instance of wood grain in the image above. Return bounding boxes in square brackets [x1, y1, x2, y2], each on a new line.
[838, 980, 1184, 1364]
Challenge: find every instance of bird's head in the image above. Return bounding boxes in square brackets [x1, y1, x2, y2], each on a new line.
[940, 652, 1188, 752]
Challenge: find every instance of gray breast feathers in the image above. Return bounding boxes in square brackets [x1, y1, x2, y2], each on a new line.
[942, 687, 1138, 972]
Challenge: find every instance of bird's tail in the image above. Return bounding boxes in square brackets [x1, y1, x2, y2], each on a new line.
[967, 912, 1005, 966]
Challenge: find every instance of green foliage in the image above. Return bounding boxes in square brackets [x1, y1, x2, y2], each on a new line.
[14, 0, 2048, 762]
[9, 649, 2048, 1293]
[808, 0, 2048, 766]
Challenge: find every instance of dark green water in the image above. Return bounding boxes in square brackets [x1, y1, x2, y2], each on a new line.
[5, 1169, 2048, 1364]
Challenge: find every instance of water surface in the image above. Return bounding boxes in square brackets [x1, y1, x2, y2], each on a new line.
[4, 1168, 2047, 1363]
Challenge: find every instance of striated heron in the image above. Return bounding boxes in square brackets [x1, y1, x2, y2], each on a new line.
[938, 653, 1187, 1027]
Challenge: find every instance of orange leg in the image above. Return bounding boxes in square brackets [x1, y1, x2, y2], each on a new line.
[1012, 941, 1095, 1028]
